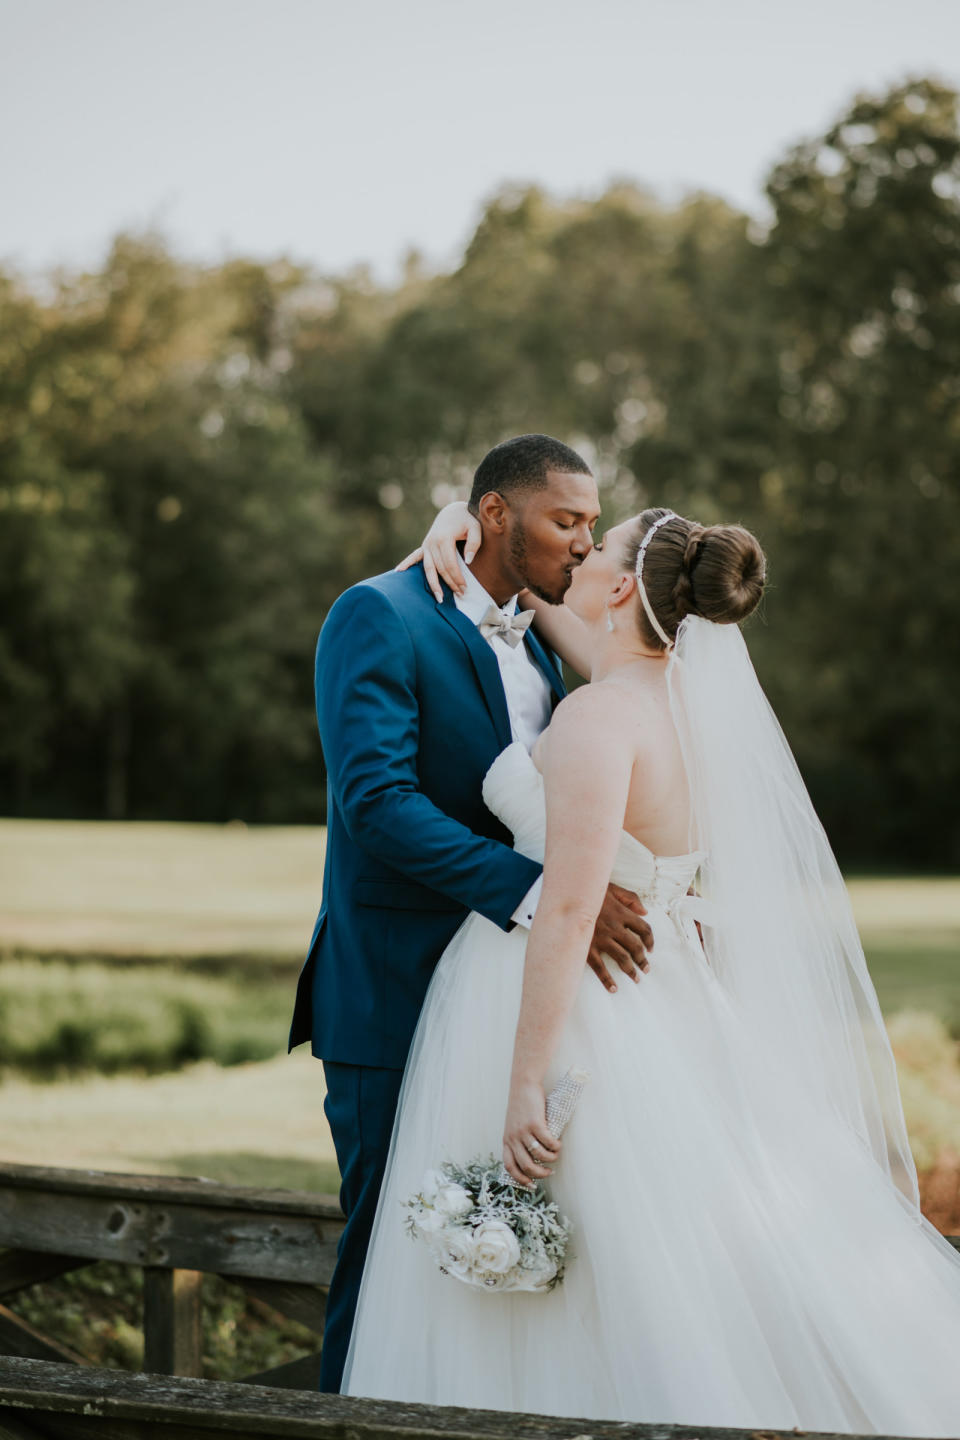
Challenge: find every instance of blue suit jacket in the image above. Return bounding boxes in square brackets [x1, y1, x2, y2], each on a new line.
[288, 563, 565, 1069]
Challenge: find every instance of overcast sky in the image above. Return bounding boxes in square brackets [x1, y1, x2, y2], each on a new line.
[2, 0, 959, 282]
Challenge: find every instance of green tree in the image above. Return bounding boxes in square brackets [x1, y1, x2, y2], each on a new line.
[762, 77, 960, 861]
[3, 78, 959, 860]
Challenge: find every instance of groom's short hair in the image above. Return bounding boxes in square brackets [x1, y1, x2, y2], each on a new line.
[469, 434, 592, 513]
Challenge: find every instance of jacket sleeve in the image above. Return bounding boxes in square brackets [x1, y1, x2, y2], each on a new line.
[316, 582, 541, 931]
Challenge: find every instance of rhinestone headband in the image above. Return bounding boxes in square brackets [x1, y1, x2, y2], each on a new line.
[635, 511, 677, 649]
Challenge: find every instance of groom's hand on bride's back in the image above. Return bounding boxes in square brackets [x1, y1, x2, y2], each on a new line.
[589, 885, 653, 992]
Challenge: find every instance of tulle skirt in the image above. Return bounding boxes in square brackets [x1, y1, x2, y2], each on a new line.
[342, 904, 960, 1435]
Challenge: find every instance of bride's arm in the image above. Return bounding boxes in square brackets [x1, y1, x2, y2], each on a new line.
[502, 688, 634, 1186]
[397, 501, 593, 679]
[395, 502, 481, 602]
[516, 590, 592, 681]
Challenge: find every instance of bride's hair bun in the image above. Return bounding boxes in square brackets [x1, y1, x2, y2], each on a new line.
[684, 523, 766, 625]
[624, 509, 765, 649]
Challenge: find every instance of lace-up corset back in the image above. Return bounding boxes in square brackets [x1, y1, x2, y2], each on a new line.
[482, 741, 702, 909]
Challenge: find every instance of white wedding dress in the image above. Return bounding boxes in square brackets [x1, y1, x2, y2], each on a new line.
[342, 740, 960, 1435]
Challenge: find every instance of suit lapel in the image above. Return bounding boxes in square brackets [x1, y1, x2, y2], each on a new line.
[524, 626, 566, 706]
[431, 579, 514, 748]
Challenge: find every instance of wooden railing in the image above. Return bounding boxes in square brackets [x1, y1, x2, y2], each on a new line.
[1, 1162, 958, 1440]
[0, 1163, 344, 1388]
[0, 1357, 928, 1440]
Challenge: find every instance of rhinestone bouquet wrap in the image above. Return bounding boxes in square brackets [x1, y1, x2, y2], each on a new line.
[403, 1067, 589, 1294]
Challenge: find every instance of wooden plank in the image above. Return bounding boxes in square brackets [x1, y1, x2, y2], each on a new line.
[238, 1351, 322, 1390]
[229, 1277, 327, 1333]
[0, 1188, 341, 1285]
[0, 1166, 342, 1220]
[0, 1306, 85, 1366]
[1, 1415, 218, 1440]
[0, 1252, 91, 1301]
[5, 1417, 284, 1440]
[0, 1412, 50, 1440]
[143, 1269, 203, 1378]
[0, 1357, 907, 1440]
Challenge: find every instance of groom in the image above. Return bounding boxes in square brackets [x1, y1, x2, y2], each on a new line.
[288, 433, 653, 1393]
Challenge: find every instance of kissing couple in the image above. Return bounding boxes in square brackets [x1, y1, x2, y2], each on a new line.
[290, 433, 960, 1434]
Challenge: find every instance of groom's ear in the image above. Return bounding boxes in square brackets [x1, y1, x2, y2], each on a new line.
[476, 491, 508, 534]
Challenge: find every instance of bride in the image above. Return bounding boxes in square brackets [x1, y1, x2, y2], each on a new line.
[341, 504, 960, 1434]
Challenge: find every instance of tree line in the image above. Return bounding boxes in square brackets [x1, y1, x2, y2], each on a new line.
[1, 76, 958, 865]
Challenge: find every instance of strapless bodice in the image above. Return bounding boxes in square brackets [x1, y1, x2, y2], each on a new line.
[483, 741, 703, 909]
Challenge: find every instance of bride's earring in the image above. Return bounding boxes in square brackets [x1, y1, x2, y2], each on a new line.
[605, 604, 615, 633]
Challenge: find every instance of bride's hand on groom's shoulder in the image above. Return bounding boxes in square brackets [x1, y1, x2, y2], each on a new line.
[503, 1077, 560, 1188]
[395, 501, 482, 604]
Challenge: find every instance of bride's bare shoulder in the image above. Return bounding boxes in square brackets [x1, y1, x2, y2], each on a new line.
[543, 682, 638, 754]
[536, 683, 643, 814]
[539, 678, 669, 777]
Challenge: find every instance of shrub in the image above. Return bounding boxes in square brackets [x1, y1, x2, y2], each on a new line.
[0, 957, 290, 1077]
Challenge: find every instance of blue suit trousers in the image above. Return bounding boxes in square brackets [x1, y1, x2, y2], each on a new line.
[318, 1060, 405, 1394]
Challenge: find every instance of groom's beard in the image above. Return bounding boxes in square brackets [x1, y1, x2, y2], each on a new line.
[509, 521, 574, 605]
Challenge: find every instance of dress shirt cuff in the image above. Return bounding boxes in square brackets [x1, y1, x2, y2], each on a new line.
[510, 875, 543, 929]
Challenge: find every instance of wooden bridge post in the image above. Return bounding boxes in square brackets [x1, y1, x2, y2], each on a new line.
[142, 1267, 203, 1377]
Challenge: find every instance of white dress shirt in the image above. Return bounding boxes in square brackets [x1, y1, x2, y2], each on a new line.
[453, 556, 548, 926]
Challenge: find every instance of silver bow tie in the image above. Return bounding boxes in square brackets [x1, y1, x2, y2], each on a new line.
[478, 604, 535, 649]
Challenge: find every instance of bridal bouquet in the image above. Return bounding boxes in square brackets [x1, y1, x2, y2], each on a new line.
[403, 1067, 589, 1294]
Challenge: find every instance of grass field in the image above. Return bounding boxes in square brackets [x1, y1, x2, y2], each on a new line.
[0, 1048, 340, 1193]
[847, 876, 960, 1021]
[0, 819, 958, 1191]
[0, 819, 325, 956]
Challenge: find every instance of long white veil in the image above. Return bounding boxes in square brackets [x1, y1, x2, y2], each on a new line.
[666, 615, 919, 1211]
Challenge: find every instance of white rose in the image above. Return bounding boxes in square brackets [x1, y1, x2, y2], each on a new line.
[472, 1219, 521, 1274]
[434, 1181, 474, 1218]
[411, 1205, 445, 1236]
[436, 1230, 474, 1279]
[419, 1169, 445, 1205]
